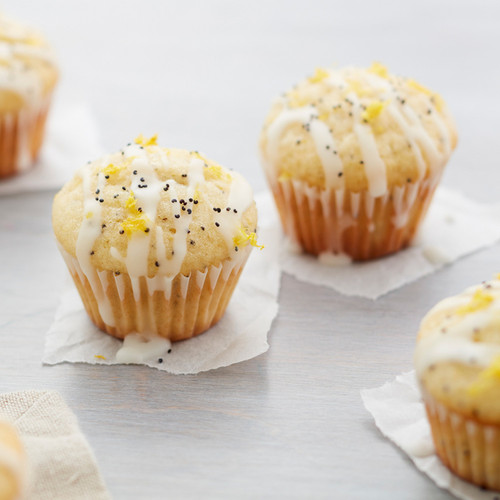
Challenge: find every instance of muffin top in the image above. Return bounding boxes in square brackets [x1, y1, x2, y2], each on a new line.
[260, 63, 457, 197]
[0, 13, 58, 111]
[415, 277, 500, 423]
[53, 135, 259, 279]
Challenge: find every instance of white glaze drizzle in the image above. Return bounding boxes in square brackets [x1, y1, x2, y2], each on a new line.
[75, 164, 116, 325]
[115, 333, 172, 364]
[213, 170, 256, 251]
[157, 159, 199, 277]
[415, 280, 500, 376]
[265, 104, 317, 171]
[309, 119, 344, 189]
[265, 102, 344, 189]
[348, 91, 388, 197]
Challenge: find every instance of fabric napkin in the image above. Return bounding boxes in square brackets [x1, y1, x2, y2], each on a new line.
[44, 192, 281, 374]
[0, 390, 110, 500]
[0, 97, 102, 196]
[361, 371, 500, 500]
[275, 188, 500, 299]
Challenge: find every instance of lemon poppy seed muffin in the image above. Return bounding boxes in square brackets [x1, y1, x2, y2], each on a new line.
[415, 277, 500, 490]
[0, 13, 58, 178]
[53, 135, 260, 342]
[260, 63, 457, 260]
[0, 420, 26, 500]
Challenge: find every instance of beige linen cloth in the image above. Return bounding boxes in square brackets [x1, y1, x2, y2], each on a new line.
[0, 390, 110, 500]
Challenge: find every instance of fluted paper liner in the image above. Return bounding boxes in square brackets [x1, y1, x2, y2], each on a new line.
[59, 246, 252, 342]
[271, 176, 440, 260]
[0, 95, 53, 178]
[424, 393, 500, 491]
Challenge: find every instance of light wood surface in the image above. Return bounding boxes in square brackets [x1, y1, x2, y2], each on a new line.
[2, 1, 500, 498]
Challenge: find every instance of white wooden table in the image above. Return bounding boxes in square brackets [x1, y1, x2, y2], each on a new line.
[2, 1, 499, 498]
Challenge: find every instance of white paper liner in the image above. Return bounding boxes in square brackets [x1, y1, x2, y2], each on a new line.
[59, 243, 251, 340]
[44, 207, 281, 374]
[274, 176, 436, 260]
[361, 371, 500, 500]
[0, 96, 102, 195]
[271, 187, 500, 299]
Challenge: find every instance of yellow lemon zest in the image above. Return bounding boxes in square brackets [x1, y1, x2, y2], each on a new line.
[308, 67, 329, 84]
[456, 289, 494, 316]
[233, 226, 264, 250]
[368, 61, 389, 79]
[102, 163, 122, 176]
[122, 214, 149, 236]
[122, 192, 150, 236]
[205, 164, 231, 182]
[362, 100, 389, 122]
[467, 355, 500, 396]
[318, 113, 329, 122]
[134, 133, 158, 147]
[85, 211, 93, 219]
[125, 191, 137, 210]
[94, 355, 106, 360]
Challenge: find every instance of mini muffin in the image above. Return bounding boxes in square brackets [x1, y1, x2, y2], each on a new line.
[0, 13, 58, 179]
[260, 63, 457, 260]
[0, 420, 26, 500]
[52, 135, 260, 342]
[415, 277, 500, 490]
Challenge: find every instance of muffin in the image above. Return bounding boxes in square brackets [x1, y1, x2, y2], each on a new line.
[0, 13, 58, 179]
[259, 63, 457, 260]
[0, 420, 26, 500]
[415, 277, 500, 490]
[52, 135, 260, 342]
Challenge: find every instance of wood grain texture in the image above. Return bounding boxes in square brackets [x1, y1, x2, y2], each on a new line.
[2, 0, 500, 497]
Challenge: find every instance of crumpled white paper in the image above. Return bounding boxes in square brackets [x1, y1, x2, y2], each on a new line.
[276, 188, 500, 299]
[44, 193, 281, 374]
[0, 97, 102, 196]
[361, 371, 499, 500]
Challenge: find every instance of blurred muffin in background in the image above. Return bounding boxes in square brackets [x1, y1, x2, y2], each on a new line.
[260, 63, 457, 261]
[0, 13, 58, 179]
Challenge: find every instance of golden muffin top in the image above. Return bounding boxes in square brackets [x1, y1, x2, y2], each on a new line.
[53, 135, 259, 279]
[260, 63, 457, 197]
[0, 13, 58, 111]
[415, 277, 500, 423]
